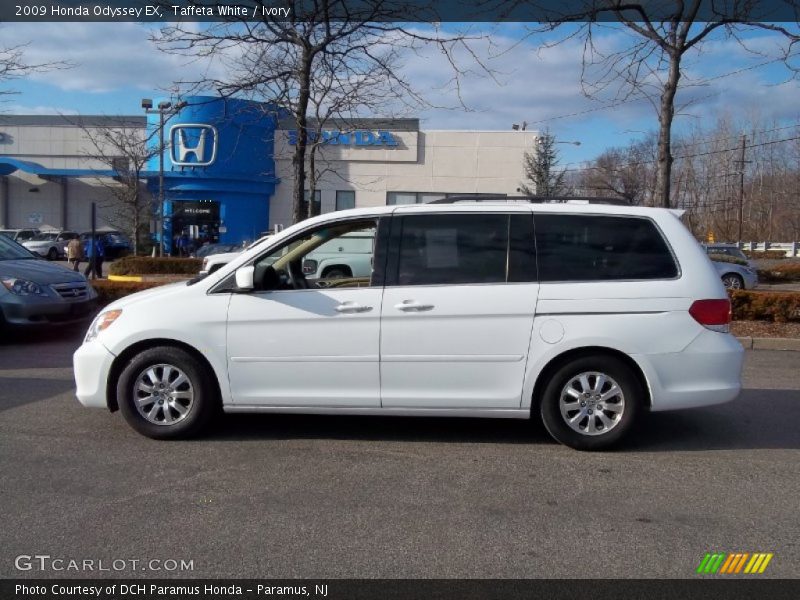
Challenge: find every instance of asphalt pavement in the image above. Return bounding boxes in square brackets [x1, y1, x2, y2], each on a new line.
[0, 327, 798, 579]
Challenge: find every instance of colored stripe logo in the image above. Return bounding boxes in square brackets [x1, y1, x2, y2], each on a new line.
[696, 552, 773, 574]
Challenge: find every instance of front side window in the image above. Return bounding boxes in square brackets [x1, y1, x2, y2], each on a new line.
[535, 214, 678, 282]
[252, 219, 378, 290]
[392, 214, 511, 286]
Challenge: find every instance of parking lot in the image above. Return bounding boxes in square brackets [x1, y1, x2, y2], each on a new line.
[0, 326, 798, 579]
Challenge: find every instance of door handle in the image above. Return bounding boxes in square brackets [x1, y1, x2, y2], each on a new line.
[335, 302, 372, 314]
[394, 300, 434, 312]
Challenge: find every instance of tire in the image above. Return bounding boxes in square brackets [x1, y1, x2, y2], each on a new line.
[539, 355, 643, 451]
[47, 247, 58, 261]
[322, 267, 350, 279]
[117, 346, 218, 440]
[722, 273, 744, 290]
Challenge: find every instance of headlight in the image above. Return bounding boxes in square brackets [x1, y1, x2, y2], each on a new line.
[1, 277, 47, 296]
[85, 309, 122, 343]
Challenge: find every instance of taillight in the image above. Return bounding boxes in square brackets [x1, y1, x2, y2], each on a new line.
[689, 299, 731, 333]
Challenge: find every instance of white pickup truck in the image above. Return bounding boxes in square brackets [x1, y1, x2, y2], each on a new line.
[200, 231, 374, 279]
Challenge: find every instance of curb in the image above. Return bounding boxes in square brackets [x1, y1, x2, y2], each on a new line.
[107, 274, 143, 282]
[737, 337, 800, 351]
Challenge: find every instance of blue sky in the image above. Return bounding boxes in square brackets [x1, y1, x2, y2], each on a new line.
[2, 21, 798, 167]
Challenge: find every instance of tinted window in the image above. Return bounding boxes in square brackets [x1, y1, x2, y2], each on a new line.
[536, 214, 678, 282]
[394, 214, 508, 286]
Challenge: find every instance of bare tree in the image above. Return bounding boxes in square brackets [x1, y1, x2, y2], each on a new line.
[578, 136, 657, 205]
[75, 121, 159, 255]
[527, 0, 799, 207]
[0, 40, 71, 97]
[154, 0, 486, 224]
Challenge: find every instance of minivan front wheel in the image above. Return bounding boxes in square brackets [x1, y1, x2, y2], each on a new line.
[540, 355, 642, 451]
[117, 346, 217, 439]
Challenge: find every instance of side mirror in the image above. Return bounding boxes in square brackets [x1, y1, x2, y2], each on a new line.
[235, 266, 255, 291]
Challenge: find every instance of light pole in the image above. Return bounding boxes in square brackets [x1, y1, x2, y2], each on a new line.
[141, 98, 187, 256]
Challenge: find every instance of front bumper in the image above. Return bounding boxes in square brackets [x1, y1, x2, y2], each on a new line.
[74, 340, 116, 409]
[1, 291, 97, 326]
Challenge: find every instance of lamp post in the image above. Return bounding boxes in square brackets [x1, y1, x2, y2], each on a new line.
[141, 98, 187, 256]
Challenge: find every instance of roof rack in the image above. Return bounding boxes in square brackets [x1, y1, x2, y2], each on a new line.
[427, 194, 631, 206]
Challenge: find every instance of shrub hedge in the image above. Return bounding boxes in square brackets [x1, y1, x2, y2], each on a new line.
[743, 250, 788, 260]
[109, 256, 202, 276]
[756, 263, 800, 283]
[728, 290, 800, 322]
[709, 254, 748, 266]
[91, 280, 166, 306]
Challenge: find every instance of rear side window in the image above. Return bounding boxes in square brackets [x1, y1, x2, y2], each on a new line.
[393, 214, 509, 285]
[535, 214, 678, 282]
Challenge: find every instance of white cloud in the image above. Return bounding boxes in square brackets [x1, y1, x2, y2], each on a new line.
[1, 22, 796, 136]
[0, 22, 223, 94]
[1, 104, 79, 115]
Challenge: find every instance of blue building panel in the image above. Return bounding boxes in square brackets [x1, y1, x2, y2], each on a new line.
[145, 96, 284, 252]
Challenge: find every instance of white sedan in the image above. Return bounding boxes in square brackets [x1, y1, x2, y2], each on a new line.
[22, 231, 80, 260]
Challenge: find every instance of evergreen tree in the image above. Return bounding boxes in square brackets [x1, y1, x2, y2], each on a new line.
[520, 131, 567, 197]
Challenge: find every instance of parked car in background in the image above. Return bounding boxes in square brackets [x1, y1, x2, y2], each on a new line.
[199, 236, 272, 275]
[76, 198, 743, 450]
[301, 230, 375, 279]
[79, 231, 132, 259]
[0, 229, 40, 243]
[710, 259, 759, 290]
[702, 243, 758, 289]
[22, 230, 80, 260]
[193, 243, 241, 259]
[0, 234, 97, 328]
[703, 243, 752, 265]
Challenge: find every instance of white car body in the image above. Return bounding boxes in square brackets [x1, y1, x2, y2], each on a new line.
[74, 202, 743, 448]
[22, 231, 78, 260]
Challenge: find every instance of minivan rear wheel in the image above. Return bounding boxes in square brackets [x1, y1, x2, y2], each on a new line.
[117, 346, 217, 439]
[540, 355, 642, 451]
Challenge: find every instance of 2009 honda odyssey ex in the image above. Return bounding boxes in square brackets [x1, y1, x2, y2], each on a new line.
[74, 198, 743, 450]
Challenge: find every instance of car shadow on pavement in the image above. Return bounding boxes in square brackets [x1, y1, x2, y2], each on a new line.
[207, 388, 799, 450]
[0, 376, 76, 412]
[210, 413, 554, 446]
[626, 388, 800, 451]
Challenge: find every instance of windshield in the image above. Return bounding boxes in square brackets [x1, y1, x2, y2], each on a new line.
[31, 233, 58, 241]
[0, 234, 37, 260]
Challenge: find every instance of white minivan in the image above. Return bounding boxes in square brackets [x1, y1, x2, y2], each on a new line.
[74, 198, 743, 450]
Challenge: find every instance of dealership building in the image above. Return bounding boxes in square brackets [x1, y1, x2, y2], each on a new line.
[0, 96, 538, 251]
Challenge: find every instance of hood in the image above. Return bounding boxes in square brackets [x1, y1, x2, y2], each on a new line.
[0, 259, 87, 284]
[104, 281, 188, 311]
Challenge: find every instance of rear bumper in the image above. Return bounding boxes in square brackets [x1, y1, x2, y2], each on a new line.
[73, 340, 116, 409]
[635, 330, 744, 411]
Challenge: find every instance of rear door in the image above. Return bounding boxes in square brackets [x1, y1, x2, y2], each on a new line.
[380, 208, 539, 409]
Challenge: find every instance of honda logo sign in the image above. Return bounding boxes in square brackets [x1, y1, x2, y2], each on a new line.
[170, 124, 218, 167]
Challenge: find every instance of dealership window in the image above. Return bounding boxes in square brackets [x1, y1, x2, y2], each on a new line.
[387, 192, 506, 205]
[386, 192, 447, 205]
[335, 190, 356, 211]
[301, 190, 322, 217]
[393, 214, 510, 286]
[535, 214, 679, 282]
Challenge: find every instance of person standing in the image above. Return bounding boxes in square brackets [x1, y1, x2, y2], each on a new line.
[66, 237, 84, 272]
[83, 236, 105, 279]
